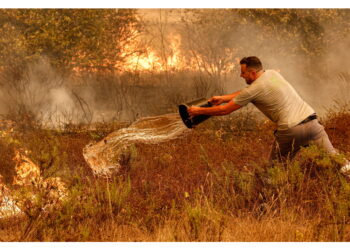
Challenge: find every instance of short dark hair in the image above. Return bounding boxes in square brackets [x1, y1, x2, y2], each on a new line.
[240, 56, 263, 71]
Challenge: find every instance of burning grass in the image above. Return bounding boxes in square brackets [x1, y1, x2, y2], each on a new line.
[1, 108, 350, 241]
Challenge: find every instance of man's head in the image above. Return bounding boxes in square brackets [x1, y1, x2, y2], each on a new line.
[240, 56, 263, 84]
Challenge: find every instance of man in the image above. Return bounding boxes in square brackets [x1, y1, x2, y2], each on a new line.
[187, 56, 350, 174]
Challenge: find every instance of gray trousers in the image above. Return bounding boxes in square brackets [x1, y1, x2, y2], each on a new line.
[270, 119, 337, 162]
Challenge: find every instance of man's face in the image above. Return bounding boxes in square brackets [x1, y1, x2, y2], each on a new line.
[240, 64, 257, 85]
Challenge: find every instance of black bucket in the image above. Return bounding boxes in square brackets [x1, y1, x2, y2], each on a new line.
[178, 98, 212, 128]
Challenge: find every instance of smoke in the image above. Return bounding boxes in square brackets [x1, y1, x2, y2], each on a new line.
[0, 56, 164, 128]
[0, 57, 90, 128]
[1, 9, 349, 128]
[40, 87, 77, 127]
[207, 10, 350, 116]
[151, 9, 350, 117]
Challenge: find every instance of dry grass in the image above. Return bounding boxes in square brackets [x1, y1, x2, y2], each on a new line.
[1, 108, 350, 242]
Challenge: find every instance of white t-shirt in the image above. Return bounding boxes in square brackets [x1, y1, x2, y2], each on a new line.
[233, 69, 315, 131]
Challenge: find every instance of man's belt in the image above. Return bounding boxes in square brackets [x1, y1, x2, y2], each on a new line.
[298, 113, 317, 125]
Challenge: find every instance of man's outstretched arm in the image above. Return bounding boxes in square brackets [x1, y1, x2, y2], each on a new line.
[208, 91, 241, 106]
[188, 100, 241, 117]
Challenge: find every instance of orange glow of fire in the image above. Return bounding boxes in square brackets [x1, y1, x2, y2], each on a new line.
[122, 33, 185, 72]
[71, 30, 237, 74]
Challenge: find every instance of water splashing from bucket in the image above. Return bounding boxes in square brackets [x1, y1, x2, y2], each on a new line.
[83, 113, 189, 176]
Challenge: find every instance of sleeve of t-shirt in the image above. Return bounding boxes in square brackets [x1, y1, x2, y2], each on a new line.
[233, 84, 262, 107]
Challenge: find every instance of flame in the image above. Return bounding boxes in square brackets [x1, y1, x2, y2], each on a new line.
[166, 34, 182, 69]
[120, 32, 236, 74]
[71, 28, 236, 74]
[125, 50, 161, 71]
[121, 33, 185, 72]
[12, 150, 41, 186]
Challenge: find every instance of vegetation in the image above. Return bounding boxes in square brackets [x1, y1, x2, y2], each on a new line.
[0, 9, 140, 71]
[1, 9, 350, 242]
[0, 107, 350, 241]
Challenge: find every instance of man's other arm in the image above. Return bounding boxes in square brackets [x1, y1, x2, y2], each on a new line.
[208, 91, 241, 106]
[187, 100, 241, 117]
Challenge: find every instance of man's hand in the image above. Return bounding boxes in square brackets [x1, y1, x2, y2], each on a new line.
[208, 96, 226, 106]
[187, 106, 202, 118]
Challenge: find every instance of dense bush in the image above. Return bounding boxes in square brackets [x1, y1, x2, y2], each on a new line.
[1, 106, 350, 241]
